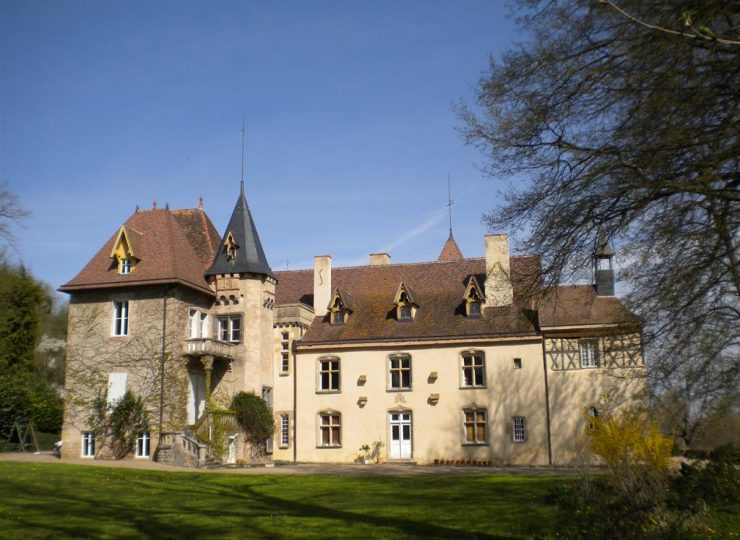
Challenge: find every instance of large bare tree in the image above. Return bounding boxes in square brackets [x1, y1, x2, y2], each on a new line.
[459, 0, 739, 444]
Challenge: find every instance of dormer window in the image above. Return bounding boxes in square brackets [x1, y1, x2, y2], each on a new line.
[119, 258, 131, 275]
[393, 283, 418, 322]
[331, 310, 345, 325]
[224, 232, 239, 261]
[110, 226, 139, 275]
[328, 288, 353, 326]
[463, 276, 485, 319]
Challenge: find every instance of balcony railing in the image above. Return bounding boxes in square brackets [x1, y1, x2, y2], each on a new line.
[184, 338, 235, 360]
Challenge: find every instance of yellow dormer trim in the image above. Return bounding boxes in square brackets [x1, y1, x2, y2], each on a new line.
[464, 276, 485, 317]
[328, 289, 351, 325]
[224, 231, 239, 260]
[109, 226, 138, 274]
[393, 282, 418, 321]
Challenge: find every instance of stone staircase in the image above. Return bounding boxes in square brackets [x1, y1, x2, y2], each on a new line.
[155, 431, 208, 468]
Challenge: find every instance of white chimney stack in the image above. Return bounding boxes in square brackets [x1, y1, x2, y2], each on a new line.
[369, 252, 391, 266]
[484, 234, 513, 308]
[313, 255, 332, 317]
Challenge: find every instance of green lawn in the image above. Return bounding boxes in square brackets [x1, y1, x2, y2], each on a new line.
[1, 462, 737, 539]
[0, 462, 562, 539]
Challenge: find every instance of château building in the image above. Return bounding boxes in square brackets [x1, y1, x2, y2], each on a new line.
[59, 184, 643, 466]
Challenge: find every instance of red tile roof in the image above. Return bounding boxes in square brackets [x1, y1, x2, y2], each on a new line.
[60, 208, 218, 296]
[538, 285, 638, 328]
[275, 258, 637, 345]
[437, 235, 464, 262]
[275, 257, 542, 345]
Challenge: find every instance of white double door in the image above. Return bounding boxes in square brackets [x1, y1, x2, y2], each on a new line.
[389, 412, 412, 460]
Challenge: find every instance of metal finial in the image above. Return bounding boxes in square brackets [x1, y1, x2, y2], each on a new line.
[240, 117, 245, 195]
[447, 174, 454, 239]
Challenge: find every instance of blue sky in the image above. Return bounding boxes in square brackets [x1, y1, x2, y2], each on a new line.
[0, 0, 521, 292]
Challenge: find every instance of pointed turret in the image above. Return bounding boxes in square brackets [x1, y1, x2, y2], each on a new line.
[437, 231, 464, 262]
[207, 183, 274, 278]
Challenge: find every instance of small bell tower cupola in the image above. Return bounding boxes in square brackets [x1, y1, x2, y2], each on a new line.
[594, 237, 615, 297]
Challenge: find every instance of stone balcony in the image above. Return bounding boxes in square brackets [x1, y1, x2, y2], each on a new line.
[183, 338, 235, 360]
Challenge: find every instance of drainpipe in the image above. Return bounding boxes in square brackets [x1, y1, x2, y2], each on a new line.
[541, 337, 553, 466]
[292, 327, 300, 464]
[158, 287, 170, 451]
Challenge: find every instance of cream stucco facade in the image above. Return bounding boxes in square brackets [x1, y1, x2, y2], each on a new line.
[60, 192, 644, 466]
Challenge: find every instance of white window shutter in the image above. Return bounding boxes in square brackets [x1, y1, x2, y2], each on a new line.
[107, 372, 127, 406]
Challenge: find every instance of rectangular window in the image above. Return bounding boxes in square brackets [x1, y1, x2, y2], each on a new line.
[318, 358, 340, 392]
[461, 352, 486, 387]
[107, 372, 127, 406]
[280, 414, 290, 447]
[261, 386, 273, 410]
[580, 340, 599, 368]
[398, 305, 412, 320]
[217, 315, 242, 343]
[513, 358, 522, 369]
[389, 355, 412, 390]
[112, 301, 129, 336]
[463, 409, 487, 444]
[190, 309, 208, 339]
[513, 416, 526, 442]
[319, 412, 341, 447]
[81, 431, 95, 457]
[280, 332, 290, 374]
[468, 301, 481, 317]
[281, 353, 289, 374]
[119, 258, 131, 274]
[136, 432, 150, 458]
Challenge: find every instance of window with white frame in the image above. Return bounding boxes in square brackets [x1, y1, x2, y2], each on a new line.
[81, 431, 95, 457]
[388, 354, 412, 390]
[107, 372, 127, 407]
[112, 301, 129, 336]
[217, 315, 241, 343]
[318, 357, 340, 392]
[189, 309, 208, 339]
[280, 331, 290, 374]
[580, 339, 599, 368]
[463, 408, 487, 444]
[318, 412, 341, 447]
[280, 414, 290, 447]
[461, 351, 486, 387]
[513, 416, 527, 442]
[119, 258, 131, 275]
[136, 431, 150, 458]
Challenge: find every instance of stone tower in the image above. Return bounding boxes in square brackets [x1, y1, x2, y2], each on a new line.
[206, 182, 276, 399]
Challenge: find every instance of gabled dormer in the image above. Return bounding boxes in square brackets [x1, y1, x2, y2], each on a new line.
[463, 275, 485, 318]
[109, 226, 140, 275]
[224, 231, 239, 261]
[393, 282, 418, 322]
[328, 288, 353, 325]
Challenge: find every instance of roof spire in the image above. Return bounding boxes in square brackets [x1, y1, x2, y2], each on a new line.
[240, 117, 245, 197]
[438, 175, 464, 262]
[447, 173, 454, 240]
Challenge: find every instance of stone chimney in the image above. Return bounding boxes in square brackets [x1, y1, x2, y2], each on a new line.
[313, 255, 332, 316]
[369, 252, 391, 266]
[484, 234, 513, 308]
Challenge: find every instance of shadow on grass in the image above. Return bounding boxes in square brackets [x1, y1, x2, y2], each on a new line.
[0, 463, 561, 539]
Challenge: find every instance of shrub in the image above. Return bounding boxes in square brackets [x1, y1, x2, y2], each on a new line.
[675, 444, 740, 507]
[552, 409, 707, 539]
[0, 374, 62, 440]
[28, 380, 63, 433]
[89, 390, 149, 459]
[231, 392, 274, 445]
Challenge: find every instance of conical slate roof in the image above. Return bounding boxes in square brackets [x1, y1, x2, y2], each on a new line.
[206, 184, 274, 279]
